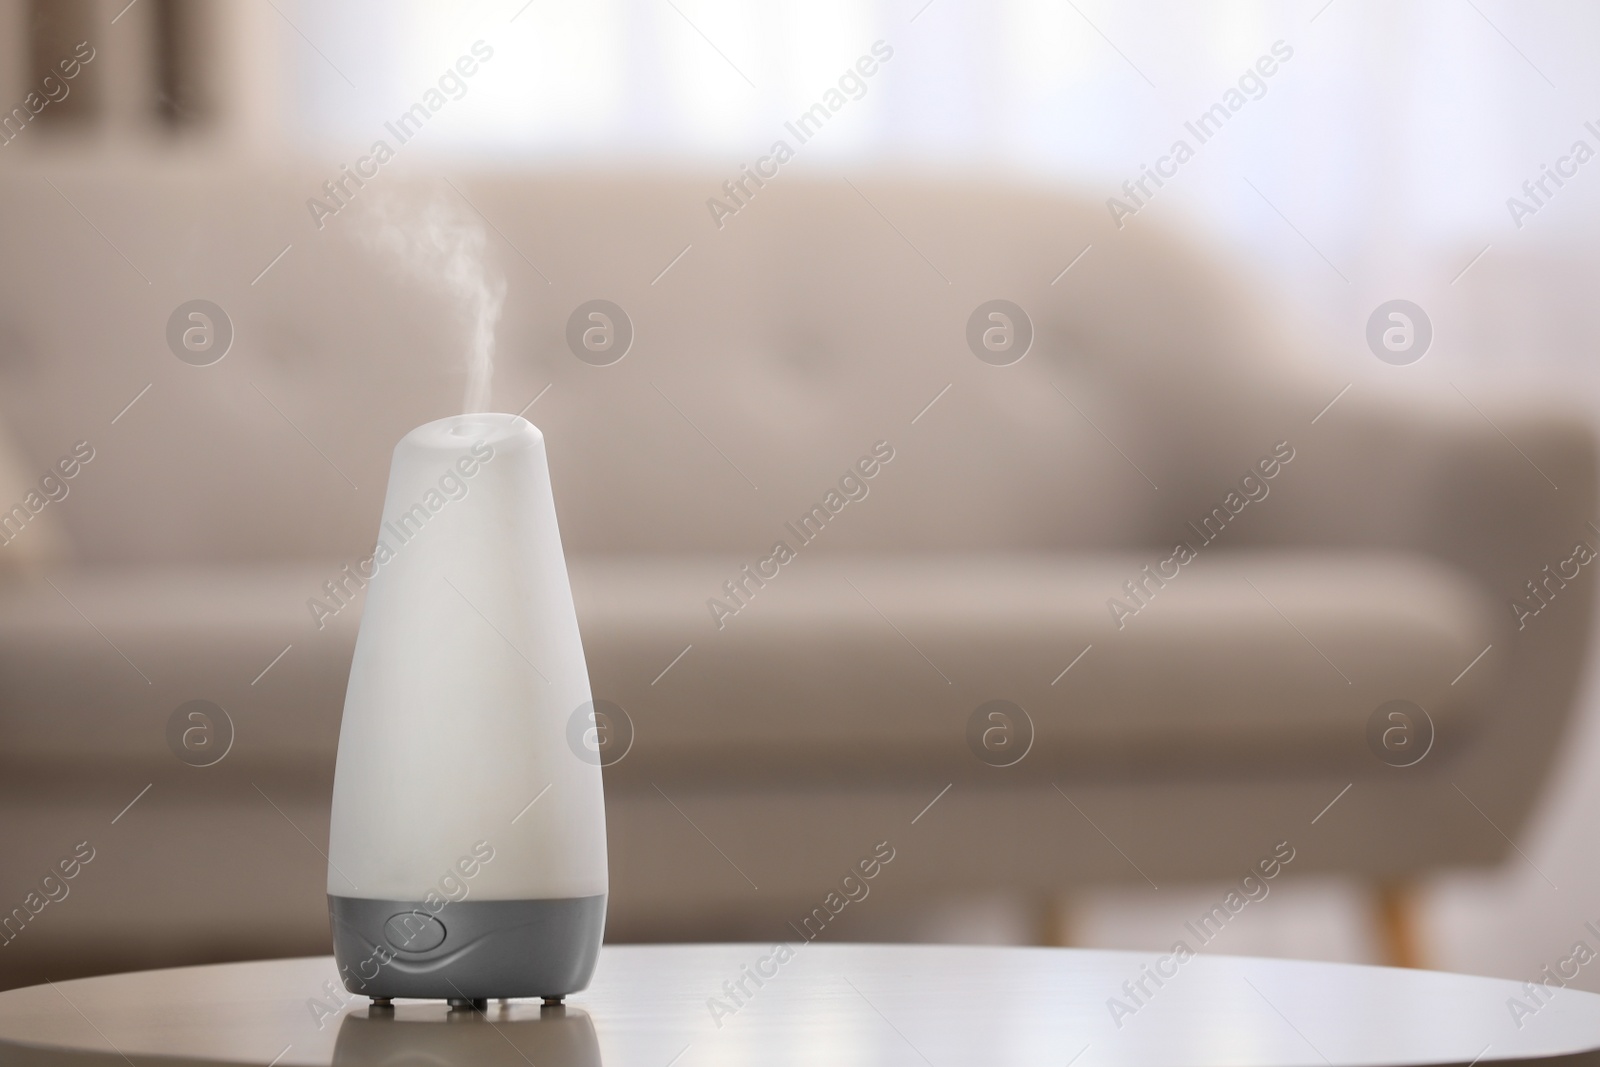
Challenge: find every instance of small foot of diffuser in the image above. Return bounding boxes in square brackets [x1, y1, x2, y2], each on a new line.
[448, 997, 487, 1012]
[543, 995, 564, 1006]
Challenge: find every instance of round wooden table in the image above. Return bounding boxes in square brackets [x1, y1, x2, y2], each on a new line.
[1, 944, 1597, 1066]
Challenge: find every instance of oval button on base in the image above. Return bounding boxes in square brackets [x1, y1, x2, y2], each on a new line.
[383, 911, 446, 953]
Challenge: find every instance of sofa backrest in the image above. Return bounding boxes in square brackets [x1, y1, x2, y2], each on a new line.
[0, 166, 1305, 564]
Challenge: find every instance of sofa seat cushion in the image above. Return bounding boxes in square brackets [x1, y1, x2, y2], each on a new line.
[0, 551, 1500, 785]
[574, 550, 1501, 784]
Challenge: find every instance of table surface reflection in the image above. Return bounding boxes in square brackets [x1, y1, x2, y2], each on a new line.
[1, 944, 1598, 1066]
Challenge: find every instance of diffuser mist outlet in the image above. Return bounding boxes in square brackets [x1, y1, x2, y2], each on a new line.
[326, 414, 607, 1003]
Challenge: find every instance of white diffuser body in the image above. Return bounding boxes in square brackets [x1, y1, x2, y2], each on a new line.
[327, 415, 607, 1001]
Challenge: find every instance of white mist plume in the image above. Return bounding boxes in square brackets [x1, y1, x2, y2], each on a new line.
[363, 188, 506, 414]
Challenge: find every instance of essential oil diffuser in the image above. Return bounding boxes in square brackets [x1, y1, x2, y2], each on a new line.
[327, 414, 607, 1006]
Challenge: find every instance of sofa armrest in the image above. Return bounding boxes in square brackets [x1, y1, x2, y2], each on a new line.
[1237, 386, 1598, 841]
[1248, 389, 1597, 609]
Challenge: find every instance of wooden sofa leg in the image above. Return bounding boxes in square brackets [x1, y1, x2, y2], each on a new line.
[1039, 895, 1073, 947]
[1376, 882, 1423, 968]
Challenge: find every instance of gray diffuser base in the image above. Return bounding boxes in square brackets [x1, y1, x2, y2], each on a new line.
[328, 893, 606, 1000]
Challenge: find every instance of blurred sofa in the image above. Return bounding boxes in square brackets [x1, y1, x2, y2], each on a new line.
[0, 164, 1592, 986]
